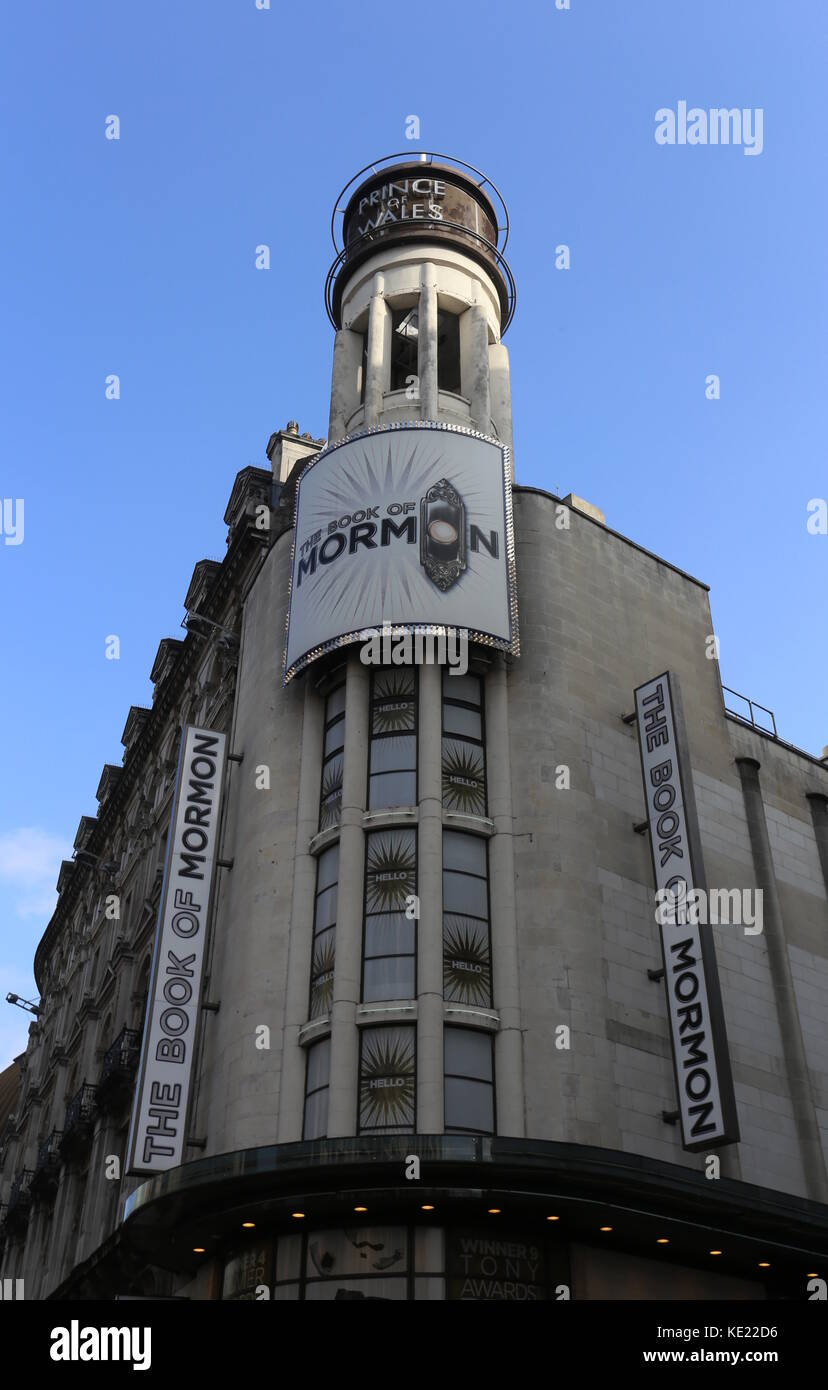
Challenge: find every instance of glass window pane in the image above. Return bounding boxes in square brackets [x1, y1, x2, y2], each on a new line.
[369, 770, 417, 810]
[306, 1227, 408, 1279]
[364, 912, 415, 957]
[373, 667, 415, 699]
[317, 844, 339, 891]
[443, 870, 488, 919]
[442, 738, 486, 815]
[444, 705, 482, 741]
[326, 685, 346, 721]
[359, 1026, 415, 1131]
[363, 955, 416, 1002]
[310, 930, 335, 1016]
[445, 1027, 493, 1081]
[372, 698, 415, 735]
[370, 735, 416, 774]
[443, 915, 491, 1005]
[443, 831, 486, 876]
[324, 721, 344, 759]
[303, 1085, 328, 1140]
[365, 830, 416, 914]
[315, 883, 338, 930]
[444, 1076, 493, 1132]
[414, 1226, 445, 1273]
[275, 1234, 303, 1282]
[306, 1037, 331, 1092]
[442, 671, 481, 705]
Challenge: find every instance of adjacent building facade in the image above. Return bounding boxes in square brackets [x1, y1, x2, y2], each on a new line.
[2, 155, 828, 1301]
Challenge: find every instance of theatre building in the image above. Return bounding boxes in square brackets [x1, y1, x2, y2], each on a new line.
[2, 154, 828, 1302]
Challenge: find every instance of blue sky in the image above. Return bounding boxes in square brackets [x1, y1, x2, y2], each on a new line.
[1, 0, 825, 1063]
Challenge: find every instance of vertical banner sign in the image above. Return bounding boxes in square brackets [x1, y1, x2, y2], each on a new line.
[634, 672, 739, 1151]
[126, 726, 227, 1176]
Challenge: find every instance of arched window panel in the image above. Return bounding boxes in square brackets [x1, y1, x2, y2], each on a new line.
[303, 1038, 330, 1140]
[309, 844, 339, 1019]
[444, 1027, 495, 1136]
[358, 1025, 416, 1135]
[368, 668, 417, 811]
[442, 831, 492, 1007]
[319, 679, 345, 831]
[363, 830, 417, 1002]
[441, 670, 486, 815]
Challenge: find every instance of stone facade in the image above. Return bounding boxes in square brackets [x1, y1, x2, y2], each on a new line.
[1, 157, 826, 1301]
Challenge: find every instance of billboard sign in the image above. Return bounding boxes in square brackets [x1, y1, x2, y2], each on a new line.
[634, 671, 739, 1151]
[126, 726, 227, 1175]
[283, 423, 518, 683]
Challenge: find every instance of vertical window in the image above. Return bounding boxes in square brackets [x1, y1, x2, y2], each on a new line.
[363, 828, 416, 1002]
[368, 668, 417, 810]
[303, 1038, 330, 1140]
[310, 845, 338, 1018]
[390, 308, 418, 392]
[444, 1028, 494, 1135]
[319, 678, 345, 831]
[442, 831, 491, 1007]
[359, 1026, 416, 1134]
[437, 310, 461, 394]
[441, 671, 486, 816]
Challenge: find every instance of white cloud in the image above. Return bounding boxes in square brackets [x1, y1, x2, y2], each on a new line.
[0, 827, 69, 920]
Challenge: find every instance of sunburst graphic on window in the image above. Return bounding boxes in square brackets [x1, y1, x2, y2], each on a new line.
[359, 1029, 415, 1130]
[319, 756, 343, 829]
[310, 936, 335, 1017]
[443, 916, 491, 1005]
[365, 831, 416, 913]
[442, 741, 486, 814]
[372, 669, 416, 733]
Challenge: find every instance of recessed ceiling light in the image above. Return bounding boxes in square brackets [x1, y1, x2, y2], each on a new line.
[546, 1215, 560, 1222]
[600, 1226, 613, 1233]
[488, 1207, 501, 1214]
[193, 1247, 205, 1254]
[421, 1204, 435, 1211]
[709, 1250, 723, 1256]
[242, 1222, 255, 1229]
[657, 1238, 669, 1245]
[807, 1272, 818, 1278]
[292, 1212, 305, 1219]
[758, 1262, 770, 1268]
[354, 1206, 367, 1212]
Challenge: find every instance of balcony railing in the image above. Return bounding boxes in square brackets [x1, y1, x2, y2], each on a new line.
[6, 1170, 34, 1234]
[30, 1130, 63, 1201]
[722, 684, 777, 738]
[60, 1083, 98, 1159]
[97, 1027, 142, 1115]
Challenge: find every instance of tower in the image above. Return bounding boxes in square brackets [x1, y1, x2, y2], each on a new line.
[325, 154, 515, 452]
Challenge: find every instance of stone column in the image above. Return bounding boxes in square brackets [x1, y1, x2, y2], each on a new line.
[417, 662, 443, 1133]
[489, 341, 514, 467]
[277, 676, 325, 1142]
[418, 264, 438, 420]
[486, 658, 525, 1135]
[328, 327, 363, 445]
[326, 652, 369, 1135]
[364, 275, 389, 428]
[735, 757, 828, 1201]
[466, 303, 492, 434]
